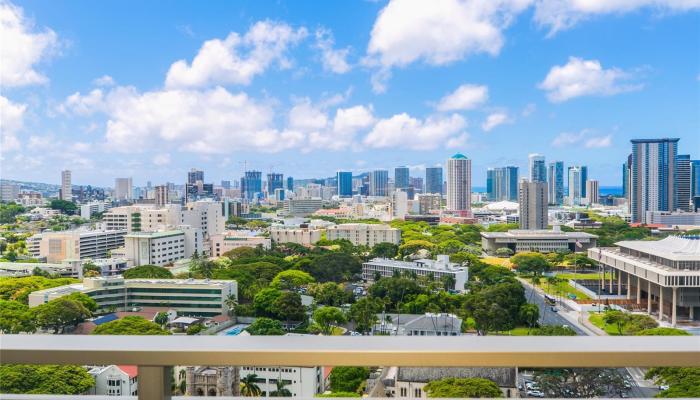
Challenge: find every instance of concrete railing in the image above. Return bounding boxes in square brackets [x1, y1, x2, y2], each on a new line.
[2, 335, 699, 400]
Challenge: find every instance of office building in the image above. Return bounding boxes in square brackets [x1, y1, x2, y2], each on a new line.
[337, 171, 353, 197]
[481, 226, 597, 254]
[241, 170, 262, 200]
[283, 198, 323, 216]
[369, 169, 389, 196]
[267, 173, 284, 196]
[28, 276, 237, 317]
[28, 229, 127, 263]
[238, 365, 324, 398]
[676, 155, 692, 212]
[363, 255, 468, 292]
[586, 180, 600, 205]
[286, 176, 294, 191]
[0, 183, 19, 202]
[519, 179, 547, 230]
[155, 185, 169, 207]
[395, 166, 410, 190]
[589, 236, 700, 326]
[80, 201, 111, 219]
[210, 231, 271, 257]
[123, 230, 189, 266]
[188, 169, 204, 185]
[547, 161, 565, 205]
[567, 166, 586, 206]
[425, 167, 443, 195]
[270, 226, 324, 246]
[528, 154, 546, 183]
[17, 191, 43, 206]
[645, 211, 700, 226]
[61, 170, 72, 201]
[486, 166, 518, 202]
[622, 158, 631, 200]
[114, 178, 133, 201]
[326, 223, 401, 246]
[446, 154, 471, 211]
[630, 138, 679, 223]
[418, 194, 442, 215]
[391, 189, 408, 218]
[692, 160, 700, 198]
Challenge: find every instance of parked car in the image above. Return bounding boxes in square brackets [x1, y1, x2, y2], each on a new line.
[527, 390, 544, 397]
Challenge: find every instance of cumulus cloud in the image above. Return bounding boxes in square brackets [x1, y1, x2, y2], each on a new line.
[363, 113, 467, 150]
[92, 75, 115, 87]
[539, 57, 643, 102]
[315, 28, 351, 74]
[58, 89, 105, 115]
[481, 112, 510, 131]
[534, 0, 700, 36]
[551, 130, 612, 148]
[436, 84, 488, 111]
[153, 153, 171, 166]
[0, 95, 26, 151]
[165, 21, 307, 89]
[0, 1, 58, 87]
[288, 99, 329, 131]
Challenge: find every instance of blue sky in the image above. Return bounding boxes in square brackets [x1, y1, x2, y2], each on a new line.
[1, 0, 698, 187]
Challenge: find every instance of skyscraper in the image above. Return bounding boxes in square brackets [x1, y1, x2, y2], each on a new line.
[287, 176, 294, 191]
[60, 170, 72, 201]
[114, 177, 133, 201]
[528, 154, 546, 183]
[446, 154, 471, 211]
[394, 166, 410, 190]
[369, 170, 389, 197]
[337, 171, 353, 197]
[586, 180, 600, 205]
[622, 159, 630, 200]
[241, 170, 262, 200]
[188, 169, 204, 185]
[155, 185, 169, 207]
[675, 155, 691, 212]
[547, 161, 564, 205]
[519, 179, 548, 230]
[691, 160, 700, 212]
[221, 180, 231, 189]
[425, 167, 443, 195]
[567, 166, 585, 206]
[486, 166, 518, 201]
[267, 173, 284, 195]
[630, 138, 679, 223]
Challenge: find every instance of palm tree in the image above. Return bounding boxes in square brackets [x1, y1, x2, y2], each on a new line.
[224, 294, 238, 318]
[240, 374, 262, 397]
[270, 380, 292, 397]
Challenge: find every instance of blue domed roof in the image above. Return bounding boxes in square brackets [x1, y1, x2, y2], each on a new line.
[451, 153, 468, 159]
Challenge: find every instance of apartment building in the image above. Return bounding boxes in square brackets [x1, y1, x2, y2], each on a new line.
[28, 229, 127, 263]
[123, 231, 187, 267]
[210, 231, 271, 257]
[28, 276, 237, 317]
[326, 223, 401, 246]
[269, 226, 324, 246]
[362, 255, 468, 292]
[283, 198, 323, 216]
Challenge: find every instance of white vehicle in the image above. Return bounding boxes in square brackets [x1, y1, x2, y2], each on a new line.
[659, 385, 670, 390]
[527, 390, 544, 397]
[526, 382, 539, 390]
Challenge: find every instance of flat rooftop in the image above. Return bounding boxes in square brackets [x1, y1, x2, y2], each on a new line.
[364, 258, 465, 271]
[616, 236, 700, 262]
[124, 230, 183, 238]
[481, 229, 597, 239]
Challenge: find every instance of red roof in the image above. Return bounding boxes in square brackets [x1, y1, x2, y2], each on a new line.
[117, 365, 138, 378]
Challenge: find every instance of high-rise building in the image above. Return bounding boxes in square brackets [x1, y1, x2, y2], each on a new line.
[446, 154, 471, 211]
[188, 169, 204, 185]
[221, 180, 231, 189]
[60, 170, 72, 201]
[675, 155, 691, 212]
[630, 138, 679, 223]
[692, 160, 700, 212]
[266, 173, 284, 196]
[287, 176, 294, 191]
[0, 183, 19, 202]
[155, 185, 169, 207]
[622, 159, 630, 200]
[369, 170, 389, 197]
[337, 171, 353, 197]
[567, 166, 585, 206]
[394, 166, 410, 190]
[418, 193, 442, 214]
[486, 166, 518, 202]
[114, 177, 133, 201]
[519, 179, 548, 230]
[241, 171, 262, 200]
[547, 161, 564, 205]
[391, 190, 408, 218]
[528, 154, 546, 183]
[425, 167, 443, 195]
[409, 177, 424, 193]
[586, 180, 599, 205]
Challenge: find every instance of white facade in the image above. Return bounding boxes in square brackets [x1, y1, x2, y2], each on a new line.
[270, 226, 323, 246]
[646, 211, 700, 226]
[124, 230, 187, 266]
[391, 190, 408, 218]
[80, 201, 111, 219]
[568, 166, 585, 206]
[0, 183, 19, 202]
[114, 177, 133, 201]
[61, 170, 72, 201]
[446, 154, 471, 211]
[586, 179, 600, 205]
[283, 198, 323, 216]
[28, 229, 127, 263]
[363, 255, 468, 292]
[519, 179, 548, 230]
[210, 231, 271, 257]
[326, 223, 401, 246]
[88, 365, 138, 397]
[239, 365, 324, 398]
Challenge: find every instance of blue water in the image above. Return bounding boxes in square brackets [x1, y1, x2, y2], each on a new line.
[225, 326, 243, 336]
[472, 186, 623, 196]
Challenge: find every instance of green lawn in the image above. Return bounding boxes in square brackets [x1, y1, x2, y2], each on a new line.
[588, 312, 621, 335]
[535, 278, 592, 300]
[555, 272, 609, 280]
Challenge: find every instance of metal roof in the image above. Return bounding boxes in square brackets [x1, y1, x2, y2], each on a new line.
[615, 236, 700, 261]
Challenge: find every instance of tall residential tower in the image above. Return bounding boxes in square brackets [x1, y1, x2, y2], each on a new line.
[446, 154, 471, 211]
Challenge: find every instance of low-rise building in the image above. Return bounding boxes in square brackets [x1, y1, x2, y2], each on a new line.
[374, 313, 463, 336]
[645, 211, 700, 226]
[387, 367, 517, 398]
[123, 230, 187, 267]
[17, 192, 44, 206]
[28, 229, 127, 263]
[80, 201, 112, 219]
[238, 364, 325, 398]
[87, 365, 138, 397]
[28, 276, 237, 317]
[210, 231, 271, 257]
[363, 255, 467, 292]
[481, 226, 597, 255]
[283, 198, 323, 216]
[269, 225, 324, 246]
[326, 223, 401, 247]
[0, 260, 83, 278]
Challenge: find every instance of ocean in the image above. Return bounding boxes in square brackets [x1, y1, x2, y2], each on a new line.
[472, 186, 623, 196]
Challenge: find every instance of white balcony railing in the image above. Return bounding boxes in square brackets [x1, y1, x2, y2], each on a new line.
[2, 335, 699, 400]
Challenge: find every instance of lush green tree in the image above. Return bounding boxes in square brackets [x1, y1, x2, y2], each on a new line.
[186, 323, 203, 335]
[271, 270, 315, 290]
[246, 317, 285, 335]
[270, 380, 292, 397]
[368, 277, 424, 310]
[510, 252, 551, 276]
[398, 240, 435, 257]
[602, 310, 629, 335]
[213, 261, 284, 301]
[82, 261, 101, 277]
[637, 327, 691, 336]
[565, 253, 597, 269]
[313, 306, 347, 335]
[92, 316, 170, 335]
[274, 291, 306, 325]
[0, 364, 94, 394]
[49, 199, 78, 214]
[519, 303, 540, 330]
[123, 264, 173, 279]
[64, 292, 98, 312]
[32, 297, 92, 333]
[0, 276, 77, 304]
[370, 242, 399, 259]
[495, 247, 514, 257]
[301, 252, 362, 282]
[223, 246, 261, 260]
[0, 299, 36, 333]
[469, 264, 517, 286]
[349, 297, 383, 334]
[424, 377, 503, 398]
[154, 311, 169, 327]
[536, 368, 627, 398]
[308, 282, 352, 306]
[486, 223, 519, 232]
[188, 251, 218, 278]
[464, 281, 525, 335]
[253, 288, 284, 318]
[437, 239, 467, 254]
[329, 367, 369, 393]
[240, 374, 262, 396]
[0, 203, 25, 223]
[645, 367, 700, 398]
[530, 325, 577, 336]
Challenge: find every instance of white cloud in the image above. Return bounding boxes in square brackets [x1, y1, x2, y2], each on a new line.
[0, 1, 58, 87]
[93, 75, 115, 87]
[288, 100, 328, 131]
[551, 130, 612, 148]
[363, 113, 467, 150]
[59, 89, 105, 115]
[165, 21, 307, 89]
[315, 28, 351, 74]
[0, 95, 26, 151]
[153, 153, 171, 166]
[27, 134, 52, 150]
[436, 84, 488, 111]
[539, 57, 642, 102]
[521, 102, 536, 116]
[481, 112, 510, 131]
[534, 0, 700, 36]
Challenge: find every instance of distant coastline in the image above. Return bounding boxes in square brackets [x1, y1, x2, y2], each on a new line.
[472, 186, 623, 196]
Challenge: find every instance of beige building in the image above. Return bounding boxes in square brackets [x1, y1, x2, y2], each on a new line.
[61, 170, 72, 201]
[418, 194, 441, 215]
[270, 226, 323, 246]
[123, 230, 190, 267]
[28, 229, 127, 263]
[155, 185, 169, 207]
[586, 179, 600, 205]
[481, 226, 597, 255]
[519, 179, 548, 230]
[210, 231, 271, 257]
[446, 154, 471, 211]
[326, 223, 401, 246]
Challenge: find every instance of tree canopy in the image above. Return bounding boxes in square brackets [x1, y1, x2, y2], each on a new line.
[510, 252, 551, 276]
[92, 316, 171, 335]
[329, 367, 369, 393]
[246, 317, 285, 335]
[271, 270, 314, 290]
[122, 265, 174, 279]
[32, 297, 92, 334]
[313, 306, 346, 335]
[0, 364, 94, 394]
[424, 377, 503, 398]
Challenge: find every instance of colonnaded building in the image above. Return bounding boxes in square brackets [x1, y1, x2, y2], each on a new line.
[589, 236, 700, 327]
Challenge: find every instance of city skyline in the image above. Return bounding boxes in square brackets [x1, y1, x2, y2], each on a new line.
[1, 1, 698, 187]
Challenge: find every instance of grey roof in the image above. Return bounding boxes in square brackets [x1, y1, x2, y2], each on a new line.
[481, 229, 597, 239]
[397, 367, 517, 387]
[616, 236, 700, 261]
[403, 314, 462, 332]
